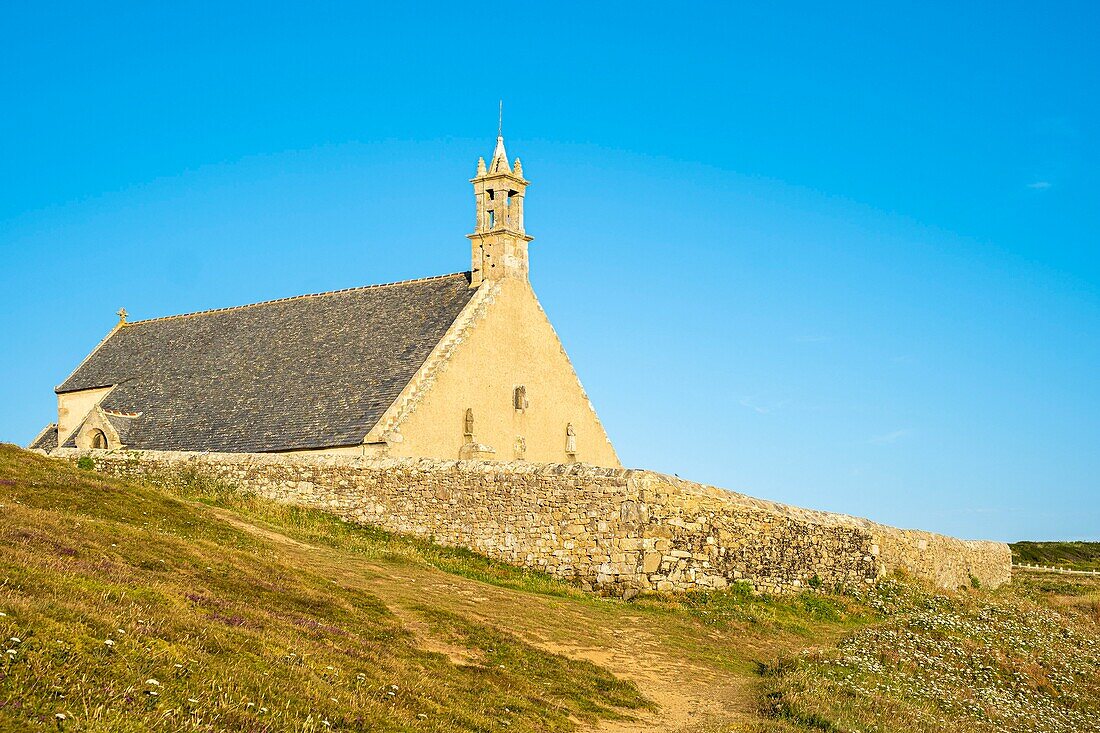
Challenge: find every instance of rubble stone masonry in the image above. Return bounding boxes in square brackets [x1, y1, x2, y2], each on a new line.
[60, 449, 1011, 595]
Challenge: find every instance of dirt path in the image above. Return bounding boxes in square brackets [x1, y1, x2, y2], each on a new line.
[206, 506, 772, 732]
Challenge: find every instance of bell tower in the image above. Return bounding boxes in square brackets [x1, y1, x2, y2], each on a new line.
[468, 132, 532, 287]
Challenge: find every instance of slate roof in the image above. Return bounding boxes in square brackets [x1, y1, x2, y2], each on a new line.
[59, 421, 81, 449]
[28, 424, 58, 452]
[56, 273, 476, 453]
[103, 411, 138, 445]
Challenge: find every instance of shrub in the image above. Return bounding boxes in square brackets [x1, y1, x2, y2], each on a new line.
[76, 456, 94, 470]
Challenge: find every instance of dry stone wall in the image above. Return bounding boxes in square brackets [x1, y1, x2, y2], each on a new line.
[60, 449, 1011, 595]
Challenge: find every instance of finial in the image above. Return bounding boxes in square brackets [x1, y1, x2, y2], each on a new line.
[116, 307, 128, 325]
[498, 99, 503, 138]
[476, 156, 486, 176]
[513, 158, 523, 177]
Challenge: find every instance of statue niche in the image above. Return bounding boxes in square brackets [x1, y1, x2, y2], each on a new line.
[459, 407, 495, 460]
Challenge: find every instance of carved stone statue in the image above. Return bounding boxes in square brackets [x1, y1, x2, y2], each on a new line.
[464, 408, 474, 439]
[565, 423, 576, 455]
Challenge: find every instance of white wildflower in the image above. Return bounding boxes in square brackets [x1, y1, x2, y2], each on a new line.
[145, 678, 160, 686]
[104, 639, 115, 647]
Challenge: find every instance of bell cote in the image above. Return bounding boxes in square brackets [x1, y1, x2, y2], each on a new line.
[468, 135, 532, 287]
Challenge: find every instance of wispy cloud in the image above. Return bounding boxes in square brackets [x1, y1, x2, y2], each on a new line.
[1027, 181, 1052, 190]
[739, 397, 791, 415]
[870, 428, 912, 445]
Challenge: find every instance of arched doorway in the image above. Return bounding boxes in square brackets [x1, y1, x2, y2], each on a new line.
[90, 429, 108, 449]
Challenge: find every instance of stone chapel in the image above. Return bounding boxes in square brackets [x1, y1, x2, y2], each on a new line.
[29, 135, 621, 467]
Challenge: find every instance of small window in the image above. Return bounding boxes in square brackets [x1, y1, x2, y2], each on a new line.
[90, 429, 108, 449]
[513, 386, 528, 411]
[488, 210, 495, 228]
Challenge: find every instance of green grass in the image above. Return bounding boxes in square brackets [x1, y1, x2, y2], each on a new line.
[753, 574, 1100, 733]
[0, 445, 650, 731]
[1011, 541, 1100, 571]
[4, 444, 1099, 733]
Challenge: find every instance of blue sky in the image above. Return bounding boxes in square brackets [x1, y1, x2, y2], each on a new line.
[1, 2, 1097, 541]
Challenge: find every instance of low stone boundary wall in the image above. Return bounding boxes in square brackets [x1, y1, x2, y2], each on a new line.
[1013, 563, 1100, 577]
[58, 449, 1011, 595]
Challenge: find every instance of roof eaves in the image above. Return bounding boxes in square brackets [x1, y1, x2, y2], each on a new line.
[56, 382, 118, 395]
[265, 440, 367, 454]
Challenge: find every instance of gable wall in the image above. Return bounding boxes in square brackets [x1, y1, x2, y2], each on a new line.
[385, 278, 620, 466]
[57, 386, 113, 445]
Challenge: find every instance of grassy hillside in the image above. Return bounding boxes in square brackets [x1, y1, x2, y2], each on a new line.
[1011, 541, 1100, 571]
[0, 446, 650, 732]
[756, 573, 1100, 732]
[1, 445, 1098, 732]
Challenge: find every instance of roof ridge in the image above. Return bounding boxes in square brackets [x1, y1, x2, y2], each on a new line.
[126, 272, 472, 326]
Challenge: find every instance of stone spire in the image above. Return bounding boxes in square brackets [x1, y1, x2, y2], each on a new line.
[490, 135, 511, 173]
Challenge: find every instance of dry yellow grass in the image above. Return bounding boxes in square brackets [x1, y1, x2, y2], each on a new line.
[2, 445, 1097, 732]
